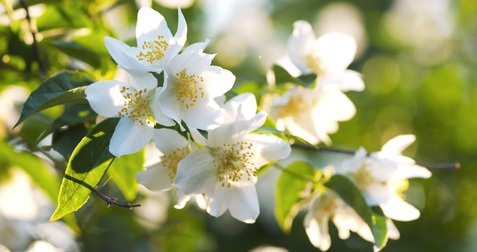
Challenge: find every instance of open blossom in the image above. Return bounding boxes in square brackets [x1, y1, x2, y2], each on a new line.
[104, 7, 187, 73]
[286, 21, 364, 92]
[304, 191, 373, 251]
[137, 129, 190, 192]
[269, 85, 356, 144]
[335, 134, 432, 221]
[85, 70, 174, 157]
[174, 93, 291, 223]
[159, 41, 235, 130]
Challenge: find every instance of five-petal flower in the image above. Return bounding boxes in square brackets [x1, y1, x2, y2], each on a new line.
[286, 21, 364, 92]
[104, 7, 187, 73]
[335, 134, 432, 221]
[159, 41, 235, 130]
[85, 70, 174, 157]
[304, 191, 373, 251]
[174, 93, 291, 223]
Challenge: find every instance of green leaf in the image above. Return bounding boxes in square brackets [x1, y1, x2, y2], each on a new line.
[49, 41, 101, 68]
[325, 174, 388, 250]
[37, 103, 96, 145]
[272, 64, 316, 87]
[370, 206, 389, 251]
[36, 5, 92, 32]
[0, 141, 59, 204]
[275, 161, 316, 233]
[50, 118, 119, 221]
[108, 149, 144, 201]
[14, 71, 92, 128]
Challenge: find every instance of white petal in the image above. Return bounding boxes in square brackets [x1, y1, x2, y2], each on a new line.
[396, 164, 432, 179]
[151, 128, 188, 153]
[150, 88, 176, 127]
[304, 209, 332, 251]
[201, 66, 236, 98]
[286, 20, 315, 74]
[313, 32, 357, 73]
[364, 183, 391, 206]
[223, 93, 257, 122]
[386, 219, 400, 240]
[136, 7, 173, 47]
[173, 8, 187, 48]
[85, 80, 125, 117]
[180, 101, 224, 130]
[173, 190, 190, 209]
[318, 70, 365, 92]
[128, 70, 158, 90]
[243, 134, 291, 167]
[380, 196, 420, 221]
[174, 149, 217, 194]
[137, 162, 173, 191]
[109, 118, 154, 157]
[381, 134, 416, 155]
[227, 184, 260, 223]
[104, 36, 148, 71]
[205, 191, 229, 218]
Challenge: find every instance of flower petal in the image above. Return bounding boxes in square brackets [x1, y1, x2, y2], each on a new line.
[137, 162, 173, 191]
[104, 36, 149, 71]
[313, 32, 357, 73]
[287, 20, 316, 74]
[380, 196, 420, 221]
[201, 66, 236, 98]
[109, 118, 154, 157]
[136, 7, 173, 47]
[151, 128, 188, 153]
[172, 8, 187, 49]
[242, 134, 291, 167]
[85, 80, 125, 117]
[227, 184, 260, 223]
[318, 70, 365, 92]
[174, 149, 217, 194]
[128, 70, 158, 91]
[381, 134, 416, 155]
[180, 100, 224, 130]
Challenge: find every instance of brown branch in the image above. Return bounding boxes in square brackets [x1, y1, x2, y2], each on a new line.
[93, 188, 141, 210]
[19, 0, 44, 73]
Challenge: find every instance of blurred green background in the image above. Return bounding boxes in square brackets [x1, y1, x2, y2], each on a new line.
[1, 0, 477, 251]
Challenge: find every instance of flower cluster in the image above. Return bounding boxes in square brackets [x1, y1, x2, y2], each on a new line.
[268, 20, 364, 145]
[304, 135, 430, 251]
[80, 7, 434, 250]
[85, 7, 290, 223]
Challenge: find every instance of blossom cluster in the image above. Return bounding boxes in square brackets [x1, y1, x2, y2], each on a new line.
[82, 7, 432, 251]
[85, 7, 291, 224]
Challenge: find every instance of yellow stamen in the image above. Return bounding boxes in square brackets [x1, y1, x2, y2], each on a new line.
[174, 71, 205, 109]
[211, 141, 256, 188]
[136, 35, 168, 64]
[117, 86, 153, 126]
[161, 146, 189, 184]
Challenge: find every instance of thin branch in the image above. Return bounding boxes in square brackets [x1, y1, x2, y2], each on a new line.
[292, 144, 460, 170]
[93, 188, 141, 210]
[19, 0, 44, 73]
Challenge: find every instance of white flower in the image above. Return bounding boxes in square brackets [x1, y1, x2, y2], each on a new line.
[137, 128, 190, 191]
[104, 7, 187, 73]
[269, 85, 356, 144]
[174, 93, 291, 223]
[286, 21, 364, 92]
[159, 41, 235, 130]
[85, 70, 174, 157]
[304, 191, 374, 251]
[336, 134, 432, 221]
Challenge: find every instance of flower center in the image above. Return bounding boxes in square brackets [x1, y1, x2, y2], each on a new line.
[305, 54, 323, 73]
[211, 141, 256, 188]
[275, 91, 309, 118]
[136, 35, 168, 64]
[174, 71, 205, 109]
[117, 86, 153, 126]
[353, 164, 375, 191]
[161, 146, 189, 184]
